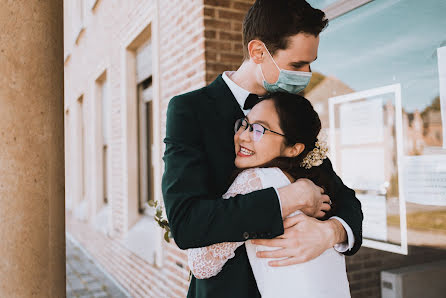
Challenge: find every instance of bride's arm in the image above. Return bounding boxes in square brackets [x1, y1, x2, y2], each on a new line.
[188, 169, 263, 279]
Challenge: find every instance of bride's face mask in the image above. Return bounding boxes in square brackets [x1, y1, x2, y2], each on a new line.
[234, 100, 301, 169]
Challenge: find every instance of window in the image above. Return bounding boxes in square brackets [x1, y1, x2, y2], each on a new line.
[99, 76, 110, 205]
[92, 73, 111, 233]
[137, 76, 154, 213]
[306, 0, 446, 252]
[78, 96, 86, 202]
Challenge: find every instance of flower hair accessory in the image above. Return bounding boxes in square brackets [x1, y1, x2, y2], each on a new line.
[300, 139, 329, 169]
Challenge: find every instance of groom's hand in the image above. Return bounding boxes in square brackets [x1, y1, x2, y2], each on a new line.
[278, 178, 331, 218]
[251, 214, 347, 266]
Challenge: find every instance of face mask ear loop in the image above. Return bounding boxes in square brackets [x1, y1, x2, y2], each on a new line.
[259, 63, 268, 82]
[262, 42, 281, 71]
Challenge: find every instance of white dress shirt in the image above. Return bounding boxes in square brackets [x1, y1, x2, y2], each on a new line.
[222, 71, 354, 252]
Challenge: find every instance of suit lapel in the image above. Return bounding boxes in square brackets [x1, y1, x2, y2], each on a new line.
[204, 75, 245, 153]
[206, 74, 244, 119]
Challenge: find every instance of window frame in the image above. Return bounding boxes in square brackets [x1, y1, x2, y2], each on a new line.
[322, 0, 374, 20]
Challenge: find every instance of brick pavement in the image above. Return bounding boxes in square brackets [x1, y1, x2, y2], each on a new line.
[66, 234, 131, 298]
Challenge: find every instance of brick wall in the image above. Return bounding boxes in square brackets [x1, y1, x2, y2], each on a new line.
[67, 211, 194, 297]
[159, 0, 207, 154]
[65, 0, 204, 296]
[346, 246, 446, 297]
[158, 0, 208, 296]
[203, 0, 255, 83]
[65, 0, 162, 236]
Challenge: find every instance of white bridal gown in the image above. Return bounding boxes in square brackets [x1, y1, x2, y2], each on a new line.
[187, 167, 351, 298]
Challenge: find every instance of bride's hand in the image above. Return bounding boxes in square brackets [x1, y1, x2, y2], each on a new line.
[278, 178, 331, 218]
[251, 214, 347, 266]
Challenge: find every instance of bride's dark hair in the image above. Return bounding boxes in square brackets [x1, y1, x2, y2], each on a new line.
[231, 92, 335, 217]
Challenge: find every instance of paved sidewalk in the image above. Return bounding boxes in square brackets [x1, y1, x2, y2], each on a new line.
[66, 235, 130, 298]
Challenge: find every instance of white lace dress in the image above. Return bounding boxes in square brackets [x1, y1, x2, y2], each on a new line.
[187, 167, 351, 298]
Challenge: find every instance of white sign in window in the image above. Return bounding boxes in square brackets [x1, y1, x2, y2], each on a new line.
[339, 98, 384, 145]
[403, 155, 446, 206]
[357, 194, 388, 242]
[340, 147, 386, 191]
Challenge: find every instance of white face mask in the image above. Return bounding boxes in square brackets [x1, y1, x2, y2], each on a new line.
[260, 43, 312, 94]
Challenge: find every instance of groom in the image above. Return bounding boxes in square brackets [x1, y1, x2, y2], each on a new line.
[162, 1, 363, 297]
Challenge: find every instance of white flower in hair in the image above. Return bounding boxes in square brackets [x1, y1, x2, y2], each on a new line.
[300, 139, 329, 169]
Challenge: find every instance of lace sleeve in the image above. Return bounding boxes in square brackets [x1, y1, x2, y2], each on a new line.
[187, 168, 263, 279]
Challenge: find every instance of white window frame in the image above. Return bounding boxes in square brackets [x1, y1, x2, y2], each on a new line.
[71, 0, 87, 45]
[329, 84, 408, 255]
[88, 0, 99, 11]
[322, 0, 374, 20]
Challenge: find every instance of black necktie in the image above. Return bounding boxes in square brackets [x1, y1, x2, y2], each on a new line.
[243, 93, 261, 110]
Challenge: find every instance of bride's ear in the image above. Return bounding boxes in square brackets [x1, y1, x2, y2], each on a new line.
[284, 143, 305, 158]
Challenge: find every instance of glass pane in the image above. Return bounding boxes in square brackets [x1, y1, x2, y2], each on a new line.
[304, 0, 446, 250]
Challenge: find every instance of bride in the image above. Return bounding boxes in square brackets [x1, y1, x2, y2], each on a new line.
[187, 92, 351, 298]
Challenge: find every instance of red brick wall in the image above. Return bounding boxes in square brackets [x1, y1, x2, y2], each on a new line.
[159, 0, 207, 161]
[203, 0, 255, 83]
[346, 246, 446, 298]
[159, 0, 206, 100]
[65, 0, 207, 296]
[157, 0, 209, 296]
[67, 212, 189, 297]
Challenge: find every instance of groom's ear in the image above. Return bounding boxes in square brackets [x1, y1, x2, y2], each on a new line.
[284, 143, 305, 158]
[248, 40, 265, 64]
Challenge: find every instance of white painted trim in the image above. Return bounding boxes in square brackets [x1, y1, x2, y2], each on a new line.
[153, 0, 164, 267]
[88, 0, 99, 11]
[119, 9, 153, 233]
[323, 0, 374, 20]
[394, 84, 408, 255]
[119, 3, 164, 265]
[64, 52, 71, 65]
[362, 239, 405, 254]
[329, 84, 408, 255]
[74, 0, 87, 45]
[120, 47, 130, 234]
[91, 67, 112, 235]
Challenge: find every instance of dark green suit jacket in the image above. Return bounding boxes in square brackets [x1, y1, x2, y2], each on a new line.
[162, 75, 363, 298]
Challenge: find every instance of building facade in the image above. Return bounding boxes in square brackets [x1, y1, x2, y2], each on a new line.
[64, 0, 256, 297]
[64, 0, 446, 297]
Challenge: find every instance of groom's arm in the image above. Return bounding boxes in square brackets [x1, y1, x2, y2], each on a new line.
[252, 161, 363, 264]
[162, 95, 284, 249]
[322, 158, 363, 255]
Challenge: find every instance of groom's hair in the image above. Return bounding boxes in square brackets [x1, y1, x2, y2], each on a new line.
[242, 0, 328, 60]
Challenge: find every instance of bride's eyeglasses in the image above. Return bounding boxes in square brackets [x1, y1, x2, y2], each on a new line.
[234, 118, 286, 142]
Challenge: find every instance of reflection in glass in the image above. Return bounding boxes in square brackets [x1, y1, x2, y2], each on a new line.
[304, 0, 446, 249]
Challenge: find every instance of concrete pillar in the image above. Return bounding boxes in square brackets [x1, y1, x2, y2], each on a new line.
[0, 1, 65, 297]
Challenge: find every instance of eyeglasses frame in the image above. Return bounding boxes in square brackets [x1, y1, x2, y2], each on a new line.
[235, 118, 286, 141]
